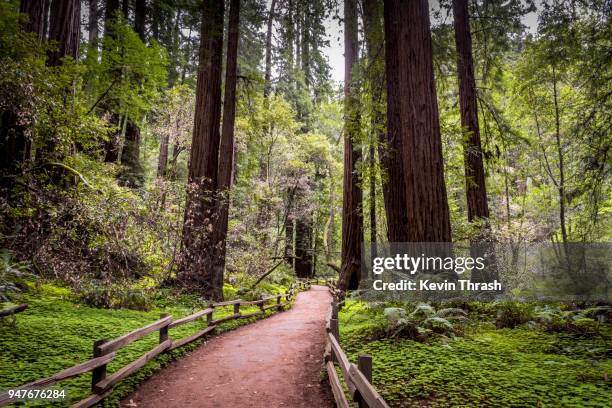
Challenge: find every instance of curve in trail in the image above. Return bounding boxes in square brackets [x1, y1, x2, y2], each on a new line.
[121, 285, 333, 408]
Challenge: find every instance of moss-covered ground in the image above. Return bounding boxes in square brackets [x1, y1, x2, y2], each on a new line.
[0, 283, 291, 407]
[339, 301, 611, 407]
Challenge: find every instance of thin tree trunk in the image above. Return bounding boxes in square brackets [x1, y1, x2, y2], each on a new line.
[381, 0, 409, 242]
[263, 0, 277, 100]
[157, 131, 169, 177]
[389, 0, 452, 243]
[552, 66, 567, 245]
[338, 0, 363, 291]
[453, 0, 489, 223]
[179, 0, 225, 296]
[295, 217, 313, 278]
[211, 0, 241, 301]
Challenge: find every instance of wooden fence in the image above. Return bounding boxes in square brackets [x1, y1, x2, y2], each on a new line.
[0, 281, 309, 408]
[324, 282, 390, 408]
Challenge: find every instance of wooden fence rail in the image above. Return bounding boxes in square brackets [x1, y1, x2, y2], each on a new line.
[324, 283, 391, 408]
[0, 281, 309, 408]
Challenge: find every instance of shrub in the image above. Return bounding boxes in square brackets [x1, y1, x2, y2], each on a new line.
[73, 279, 153, 310]
[382, 303, 467, 342]
[0, 249, 33, 302]
[494, 301, 535, 328]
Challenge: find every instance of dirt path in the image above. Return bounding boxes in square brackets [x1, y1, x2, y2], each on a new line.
[121, 285, 333, 408]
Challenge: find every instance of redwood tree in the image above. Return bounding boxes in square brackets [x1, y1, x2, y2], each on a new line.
[453, 0, 489, 223]
[47, 0, 80, 66]
[180, 0, 225, 296]
[19, 0, 49, 43]
[338, 0, 363, 291]
[379, 0, 410, 242]
[211, 0, 240, 300]
[387, 0, 452, 242]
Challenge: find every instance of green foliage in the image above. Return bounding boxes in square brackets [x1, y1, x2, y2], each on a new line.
[0, 249, 33, 302]
[382, 303, 467, 341]
[87, 16, 168, 121]
[340, 301, 611, 407]
[494, 301, 535, 329]
[0, 282, 280, 406]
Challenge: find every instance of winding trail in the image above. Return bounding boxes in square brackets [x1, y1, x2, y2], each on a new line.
[121, 285, 333, 408]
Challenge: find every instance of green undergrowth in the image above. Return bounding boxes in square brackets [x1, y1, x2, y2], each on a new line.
[0, 282, 293, 407]
[339, 301, 611, 407]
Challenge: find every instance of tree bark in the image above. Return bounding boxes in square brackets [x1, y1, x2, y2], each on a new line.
[338, 0, 363, 291]
[362, 0, 384, 252]
[380, 0, 409, 242]
[295, 217, 313, 278]
[157, 131, 169, 177]
[121, 0, 129, 20]
[211, 0, 241, 301]
[47, 0, 81, 66]
[117, 119, 144, 188]
[104, 0, 120, 35]
[389, 0, 452, 243]
[20, 0, 49, 42]
[134, 0, 147, 42]
[1, 0, 49, 183]
[263, 0, 277, 100]
[179, 0, 225, 297]
[453, 0, 489, 223]
[552, 66, 567, 245]
[88, 0, 99, 53]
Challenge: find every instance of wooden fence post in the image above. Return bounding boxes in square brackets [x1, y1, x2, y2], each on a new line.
[276, 295, 283, 312]
[332, 302, 339, 320]
[356, 354, 373, 408]
[159, 313, 169, 343]
[91, 339, 108, 392]
[258, 297, 265, 314]
[330, 318, 339, 341]
[234, 302, 240, 315]
[207, 305, 215, 334]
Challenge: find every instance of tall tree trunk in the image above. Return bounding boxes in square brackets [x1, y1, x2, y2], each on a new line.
[47, 0, 81, 66]
[121, 0, 129, 19]
[362, 0, 383, 254]
[380, 0, 409, 242]
[118, 119, 144, 188]
[389, 0, 451, 243]
[157, 133, 169, 177]
[179, 0, 225, 296]
[20, 0, 49, 42]
[88, 0, 99, 57]
[1, 0, 48, 185]
[263, 0, 277, 100]
[301, 3, 310, 87]
[453, 0, 489, 223]
[211, 0, 240, 301]
[338, 0, 363, 291]
[105, 0, 120, 34]
[453, 0, 494, 283]
[552, 66, 567, 245]
[134, 0, 147, 42]
[295, 217, 313, 278]
[285, 216, 294, 267]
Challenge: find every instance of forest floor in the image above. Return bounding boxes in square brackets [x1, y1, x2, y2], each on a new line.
[120, 285, 333, 408]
